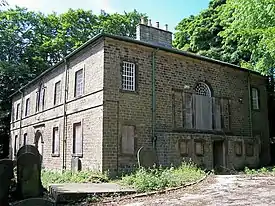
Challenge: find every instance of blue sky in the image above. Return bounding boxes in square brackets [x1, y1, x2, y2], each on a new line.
[8, 0, 210, 33]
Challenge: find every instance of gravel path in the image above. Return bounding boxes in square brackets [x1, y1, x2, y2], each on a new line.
[102, 175, 275, 206]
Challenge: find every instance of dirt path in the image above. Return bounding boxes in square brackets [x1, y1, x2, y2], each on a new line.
[102, 175, 275, 206]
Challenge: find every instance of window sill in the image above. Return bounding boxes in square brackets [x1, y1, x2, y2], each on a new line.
[72, 154, 83, 158]
[120, 153, 135, 157]
[119, 89, 139, 95]
[51, 153, 60, 157]
[252, 108, 261, 112]
[172, 128, 233, 135]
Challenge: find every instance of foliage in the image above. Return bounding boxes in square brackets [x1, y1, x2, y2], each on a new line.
[0, 7, 145, 143]
[173, 0, 275, 75]
[41, 170, 109, 189]
[244, 166, 275, 176]
[120, 162, 205, 192]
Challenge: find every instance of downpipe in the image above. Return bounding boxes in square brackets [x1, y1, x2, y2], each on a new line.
[152, 49, 158, 149]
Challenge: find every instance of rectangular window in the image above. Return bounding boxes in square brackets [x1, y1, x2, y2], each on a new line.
[25, 98, 30, 117]
[41, 87, 46, 110]
[74, 69, 84, 97]
[179, 140, 188, 156]
[14, 135, 18, 157]
[52, 127, 60, 156]
[235, 141, 242, 156]
[54, 81, 61, 105]
[23, 133, 27, 145]
[73, 122, 83, 156]
[252, 88, 260, 110]
[122, 61, 136, 91]
[16, 103, 20, 120]
[195, 141, 204, 156]
[121, 125, 135, 155]
[36, 90, 40, 112]
[246, 143, 254, 157]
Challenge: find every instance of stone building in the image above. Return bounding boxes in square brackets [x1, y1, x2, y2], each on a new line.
[10, 20, 270, 174]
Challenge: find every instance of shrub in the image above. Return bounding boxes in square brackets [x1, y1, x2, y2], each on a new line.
[120, 162, 205, 192]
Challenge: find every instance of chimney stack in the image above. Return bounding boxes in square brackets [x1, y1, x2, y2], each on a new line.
[156, 22, 159, 28]
[136, 18, 172, 48]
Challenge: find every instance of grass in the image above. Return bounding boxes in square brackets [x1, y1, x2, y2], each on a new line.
[41, 170, 109, 189]
[41, 162, 206, 193]
[120, 162, 205, 192]
[244, 166, 275, 176]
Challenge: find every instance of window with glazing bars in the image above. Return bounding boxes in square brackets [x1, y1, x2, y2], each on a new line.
[54, 81, 61, 105]
[122, 62, 136, 91]
[74, 69, 84, 97]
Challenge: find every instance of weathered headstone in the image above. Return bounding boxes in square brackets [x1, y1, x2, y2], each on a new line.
[16, 145, 43, 199]
[137, 147, 158, 168]
[0, 159, 14, 206]
[12, 198, 55, 206]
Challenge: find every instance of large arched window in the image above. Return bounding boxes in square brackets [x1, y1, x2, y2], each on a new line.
[194, 82, 212, 130]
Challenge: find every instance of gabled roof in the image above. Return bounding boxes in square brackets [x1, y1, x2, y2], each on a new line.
[10, 32, 263, 98]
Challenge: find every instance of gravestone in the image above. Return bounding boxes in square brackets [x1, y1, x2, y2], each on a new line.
[12, 198, 55, 206]
[0, 159, 13, 206]
[16, 145, 43, 199]
[137, 147, 158, 168]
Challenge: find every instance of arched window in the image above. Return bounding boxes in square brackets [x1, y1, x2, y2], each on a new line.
[194, 82, 212, 130]
[195, 82, 211, 97]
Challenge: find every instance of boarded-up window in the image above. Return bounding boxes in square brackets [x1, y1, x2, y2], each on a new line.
[16, 103, 20, 120]
[252, 88, 260, 110]
[23, 133, 27, 145]
[172, 90, 183, 128]
[74, 69, 84, 97]
[179, 140, 188, 156]
[73, 122, 83, 156]
[195, 141, 204, 156]
[246, 143, 254, 157]
[54, 81, 62, 105]
[52, 127, 60, 156]
[221, 98, 230, 131]
[121, 125, 135, 155]
[213, 98, 221, 130]
[235, 141, 242, 156]
[25, 98, 30, 117]
[184, 93, 193, 129]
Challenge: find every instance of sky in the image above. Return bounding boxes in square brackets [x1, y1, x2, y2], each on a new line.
[7, 0, 210, 33]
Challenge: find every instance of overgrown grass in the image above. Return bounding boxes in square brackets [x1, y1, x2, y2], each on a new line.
[244, 166, 275, 176]
[120, 162, 205, 192]
[41, 170, 109, 189]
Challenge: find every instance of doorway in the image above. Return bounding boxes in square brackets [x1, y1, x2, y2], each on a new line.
[34, 130, 44, 166]
[213, 140, 224, 172]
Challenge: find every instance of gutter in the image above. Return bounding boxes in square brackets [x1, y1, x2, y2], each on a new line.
[62, 58, 69, 171]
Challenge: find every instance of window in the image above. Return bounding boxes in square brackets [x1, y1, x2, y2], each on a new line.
[52, 127, 59, 156]
[195, 141, 204, 156]
[74, 69, 84, 97]
[235, 141, 242, 156]
[16, 103, 20, 120]
[122, 61, 136, 91]
[54, 81, 62, 105]
[23, 133, 27, 145]
[73, 122, 83, 156]
[36, 85, 46, 112]
[14, 135, 18, 157]
[25, 98, 30, 117]
[121, 125, 135, 155]
[252, 88, 260, 110]
[246, 143, 254, 157]
[179, 140, 188, 156]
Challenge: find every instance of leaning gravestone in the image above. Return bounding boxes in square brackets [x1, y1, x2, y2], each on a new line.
[0, 159, 13, 206]
[12, 198, 55, 206]
[16, 145, 44, 199]
[137, 147, 158, 168]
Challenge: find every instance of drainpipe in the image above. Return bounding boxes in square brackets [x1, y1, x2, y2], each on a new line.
[247, 72, 253, 137]
[18, 89, 24, 149]
[62, 58, 69, 171]
[152, 50, 158, 149]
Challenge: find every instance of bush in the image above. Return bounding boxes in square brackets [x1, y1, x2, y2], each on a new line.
[41, 170, 109, 189]
[120, 162, 205, 192]
[244, 166, 275, 176]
